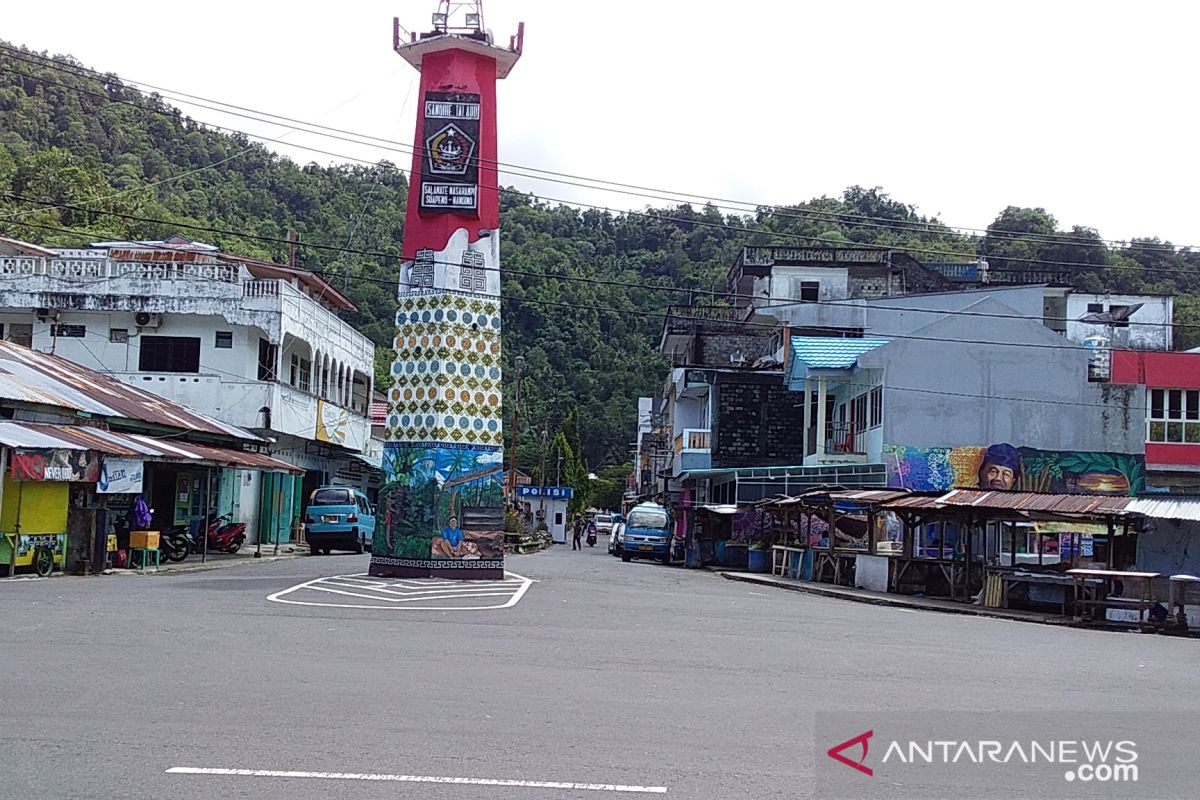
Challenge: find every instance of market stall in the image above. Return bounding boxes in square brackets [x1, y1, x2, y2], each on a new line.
[881, 490, 1136, 609]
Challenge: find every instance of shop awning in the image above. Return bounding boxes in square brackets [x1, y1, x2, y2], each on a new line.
[0, 422, 301, 474]
[1125, 497, 1200, 522]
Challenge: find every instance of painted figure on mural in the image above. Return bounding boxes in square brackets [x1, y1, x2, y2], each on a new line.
[977, 443, 1022, 490]
[433, 515, 465, 558]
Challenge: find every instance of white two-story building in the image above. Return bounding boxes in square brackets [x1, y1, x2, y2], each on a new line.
[0, 235, 380, 543]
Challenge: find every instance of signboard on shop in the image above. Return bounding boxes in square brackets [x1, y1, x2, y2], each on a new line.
[97, 457, 145, 494]
[10, 449, 100, 482]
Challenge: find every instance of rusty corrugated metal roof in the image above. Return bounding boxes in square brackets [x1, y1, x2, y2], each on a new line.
[828, 489, 911, 504]
[940, 489, 1131, 515]
[0, 422, 299, 473]
[882, 490, 1131, 516]
[0, 341, 259, 441]
[881, 494, 951, 510]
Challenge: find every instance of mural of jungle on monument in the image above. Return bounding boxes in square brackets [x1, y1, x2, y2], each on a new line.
[883, 443, 1145, 495]
[373, 443, 505, 562]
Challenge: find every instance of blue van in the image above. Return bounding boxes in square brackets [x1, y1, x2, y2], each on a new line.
[305, 486, 375, 555]
[620, 503, 671, 564]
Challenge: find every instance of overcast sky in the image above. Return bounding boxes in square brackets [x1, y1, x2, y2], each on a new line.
[6, 1, 1199, 246]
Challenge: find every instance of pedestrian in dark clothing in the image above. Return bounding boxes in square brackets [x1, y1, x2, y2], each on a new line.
[572, 516, 583, 550]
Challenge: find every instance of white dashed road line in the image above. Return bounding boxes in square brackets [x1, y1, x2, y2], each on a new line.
[266, 571, 533, 610]
[165, 766, 668, 794]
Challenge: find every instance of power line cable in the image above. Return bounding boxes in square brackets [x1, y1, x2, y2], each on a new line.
[1, 43, 1190, 256]
[0, 57, 1192, 273]
[9, 271, 1155, 414]
[1, 199, 1190, 332]
[4, 213, 1157, 370]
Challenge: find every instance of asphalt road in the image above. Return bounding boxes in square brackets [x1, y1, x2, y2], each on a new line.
[2, 543, 1198, 799]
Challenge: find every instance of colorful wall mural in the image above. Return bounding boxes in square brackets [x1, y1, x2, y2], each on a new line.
[883, 443, 1145, 495]
[373, 443, 505, 572]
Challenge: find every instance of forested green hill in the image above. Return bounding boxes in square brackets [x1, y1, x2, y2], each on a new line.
[2, 42, 1198, 474]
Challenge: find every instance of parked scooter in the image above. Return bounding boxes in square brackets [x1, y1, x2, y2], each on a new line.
[190, 513, 248, 554]
[158, 524, 191, 563]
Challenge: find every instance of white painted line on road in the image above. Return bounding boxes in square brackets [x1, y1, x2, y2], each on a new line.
[307, 585, 517, 603]
[266, 570, 534, 611]
[165, 766, 667, 794]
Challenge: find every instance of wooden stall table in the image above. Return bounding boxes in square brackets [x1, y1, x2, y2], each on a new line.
[992, 570, 1099, 616]
[1169, 575, 1200, 630]
[771, 545, 805, 579]
[893, 557, 968, 600]
[1067, 568, 1161, 625]
[812, 550, 860, 586]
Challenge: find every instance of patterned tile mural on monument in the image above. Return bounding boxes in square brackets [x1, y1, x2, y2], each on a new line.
[883, 443, 1145, 495]
[386, 292, 503, 447]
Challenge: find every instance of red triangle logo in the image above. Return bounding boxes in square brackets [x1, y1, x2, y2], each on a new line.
[827, 729, 874, 777]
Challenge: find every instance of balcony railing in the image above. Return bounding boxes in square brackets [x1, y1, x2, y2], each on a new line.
[0, 255, 241, 283]
[826, 421, 865, 455]
[675, 427, 711, 453]
[244, 278, 375, 369]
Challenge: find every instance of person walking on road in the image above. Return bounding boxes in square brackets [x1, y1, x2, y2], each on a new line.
[572, 516, 583, 551]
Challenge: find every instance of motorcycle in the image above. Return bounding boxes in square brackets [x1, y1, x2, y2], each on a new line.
[191, 513, 248, 554]
[586, 527, 597, 547]
[158, 524, 192, 563]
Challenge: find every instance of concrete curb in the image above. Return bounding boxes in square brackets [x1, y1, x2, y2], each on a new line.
[124, 552, 306, 576]
[715, 570, 1065, 626]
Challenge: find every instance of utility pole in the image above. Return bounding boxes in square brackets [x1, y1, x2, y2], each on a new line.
[288, 229, 298, 268]
[538, 427, 549, 519]
[506, 355, 526, 501]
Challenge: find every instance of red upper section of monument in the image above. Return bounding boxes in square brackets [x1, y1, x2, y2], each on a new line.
[404, 47, 500, 255]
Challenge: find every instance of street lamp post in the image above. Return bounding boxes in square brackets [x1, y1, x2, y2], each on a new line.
[506, 355, 526, 501]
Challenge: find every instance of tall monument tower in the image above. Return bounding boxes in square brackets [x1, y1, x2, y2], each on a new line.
[371, 2, 524, 580]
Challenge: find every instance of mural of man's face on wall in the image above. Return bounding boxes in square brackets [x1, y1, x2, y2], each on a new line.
[977, 443, 1022, 490]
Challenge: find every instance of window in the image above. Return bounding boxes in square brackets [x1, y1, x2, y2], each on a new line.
[50, 324, 85, 338]
[214, 331, 233, 349]
[7, 323, 32, 348]
[1148, 388, 1200, 443]
[311, 488, 353, 506]
[257, 338, 277, 381]
[852, 393, 868, 432]
[869, 386, 883, 428]
[139, 336, 201, 373]
[799, 281, 820, 302]
[110, 328, 128, 344]
[627, 510, 668, 530]
[1087, 303, 1103, 313]
[299, 358, 312, 392]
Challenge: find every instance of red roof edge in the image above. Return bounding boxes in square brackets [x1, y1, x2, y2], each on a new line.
[223, 253, 359, 312]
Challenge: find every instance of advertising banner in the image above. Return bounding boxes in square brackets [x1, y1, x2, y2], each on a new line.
[11, 449, 100, 482]
[315, 399, 367, 453]
[97, 457, 145, 494]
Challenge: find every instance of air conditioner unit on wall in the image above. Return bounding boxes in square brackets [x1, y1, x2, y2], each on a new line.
[134, 312, 162, 329]
[35, 307, 60, 322]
